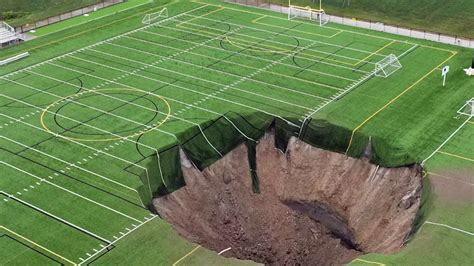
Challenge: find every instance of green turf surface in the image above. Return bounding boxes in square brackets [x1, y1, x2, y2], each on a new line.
[29, 0, 155, 37]
[0, 0, 472, 264]
[1, 0, 104, 27]
[269, 0, 474, 39]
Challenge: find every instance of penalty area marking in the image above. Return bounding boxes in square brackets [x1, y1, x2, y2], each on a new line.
[345, 51, 458, 155]
[39, 88, 171, 142]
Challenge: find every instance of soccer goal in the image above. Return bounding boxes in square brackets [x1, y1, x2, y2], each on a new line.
[142, 8, 168, 25]
[288, 5, 329, 26]
[457, 98, 474, 117]
[374, 54, 402, 78]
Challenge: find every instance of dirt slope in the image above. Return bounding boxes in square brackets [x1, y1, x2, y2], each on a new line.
[154, 132, 423, 265]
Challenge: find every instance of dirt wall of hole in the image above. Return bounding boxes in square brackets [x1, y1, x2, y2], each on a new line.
[154, 132, 423, 265]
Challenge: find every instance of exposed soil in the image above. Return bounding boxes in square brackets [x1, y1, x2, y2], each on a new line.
[154, 131, 423, 265]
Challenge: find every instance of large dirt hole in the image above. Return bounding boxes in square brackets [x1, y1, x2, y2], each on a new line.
[154, 132, 423, 265]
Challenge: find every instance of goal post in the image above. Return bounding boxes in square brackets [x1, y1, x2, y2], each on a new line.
[457, 98, 474, 117]
[374, 54, 402, 78]
[142, 7, 168, 25]
[288, 2, 329, 26]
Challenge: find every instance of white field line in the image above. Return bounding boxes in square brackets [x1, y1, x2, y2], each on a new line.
[26, 69, 257, 143]
[101, 40, 337, 100]
[176, 13, 386, 63]
[424, 221, 474, 236]
[37, 54, 298, 126]
[0, 136, 138, 193]
[34, 0, 165, 38]
[0, 93, 156, 200]
[1, 160, 142, 223]
[78, 214, 158, 265]
[178, 42, 319, 118]
[297, 44, 418, 136]
[108, 37, 342, 96]
[142, 24, 371, 75]
[0, 112, 148, 207]
[0, 110, 41, 130]
[134, 26, 359, 82]
[297, 70, 375, 136]
[0, 190, 111, 244]
[421, 115, 472, 166]
[195, 1, 424, 51]
[120, 35, 345, 93]
[0, 4, 210, 80]
[1, 77, 177, 141]
[76, 48, 318, 109]
[44, 62, 223, 158]
[0, 113, 146, 208]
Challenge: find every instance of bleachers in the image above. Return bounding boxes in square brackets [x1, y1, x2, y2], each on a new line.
[0, 21, 24, 48]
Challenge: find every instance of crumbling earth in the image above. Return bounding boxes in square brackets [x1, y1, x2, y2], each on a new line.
[154, 131, 423, 265]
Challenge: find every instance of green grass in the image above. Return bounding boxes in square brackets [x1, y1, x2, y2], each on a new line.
[0, 0, 472, 264]
[270, 0, 474, 39]
[29, 0, 155, 37]
[1, 0, 105, 27]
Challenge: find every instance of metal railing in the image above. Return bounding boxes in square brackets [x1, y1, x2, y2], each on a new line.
[0, 22, 15, 33]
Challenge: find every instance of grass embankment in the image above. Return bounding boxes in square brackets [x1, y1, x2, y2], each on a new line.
[270, 0, 474, 39]
[1, 0, 106, 26]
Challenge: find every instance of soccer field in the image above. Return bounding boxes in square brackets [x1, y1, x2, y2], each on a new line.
[0, 0, 472, 265]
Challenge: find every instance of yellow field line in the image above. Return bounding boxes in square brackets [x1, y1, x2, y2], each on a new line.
[437, 151, 474, 162]
[176, 6, 224, 27]
[0, 226, 76, 265]
[177, 19, 357, 66]
[252, 15, 343, 38]
[427, 171, 474, 186]
[355, 40, 395, 66]
[467, 120, 474, 125]
[195, 0, 456, 54]
[352, 258, 386, 266]
[345, 51, 457, 154]
[172, 245, 201, 266]
[183, 8, 397, 66]
[0, 1, 178, 61]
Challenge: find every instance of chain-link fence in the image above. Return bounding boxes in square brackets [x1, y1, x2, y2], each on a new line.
[14, 0, 124, 33]
[225, 0, 474, 49]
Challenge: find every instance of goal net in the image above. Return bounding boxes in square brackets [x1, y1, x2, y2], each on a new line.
[288, 5, 329, 26]
[375, 54, 402, 78]
[457, 98, 474, 117]
[142, 8, 168, 25]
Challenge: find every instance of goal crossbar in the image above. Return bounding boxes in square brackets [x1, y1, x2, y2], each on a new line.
[457, 98, 474, 117]
[374, 54, 402, 78]
[142, 8, 168, 25]
[288, 5, 329, 26]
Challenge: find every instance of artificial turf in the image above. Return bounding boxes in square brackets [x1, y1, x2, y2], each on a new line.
[0, 0, 472, 265]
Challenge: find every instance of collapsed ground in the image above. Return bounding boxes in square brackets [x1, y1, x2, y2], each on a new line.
[155, 131, 423, 265]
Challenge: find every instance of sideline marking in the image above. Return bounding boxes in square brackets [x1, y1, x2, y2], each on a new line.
[176, 6, 224, 27]
[0, 226, 77, 265]
[39, 88, 171, 142]
[424, 221, 474, 236]
[437, 151, 474, 162]
[355, 40, 396, 65]
[201, 0, 457, 54]
[352, 258, 386, 266]
[251, 15, 342, 38]
[173, 245, 201, 266]
[0, 1, 181, 61]
[345, 51, 457, 154]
